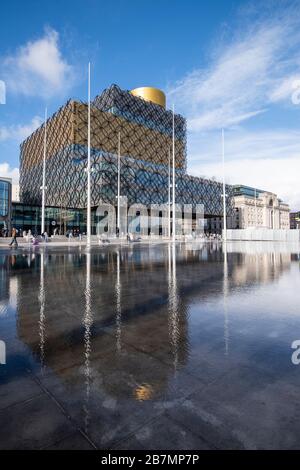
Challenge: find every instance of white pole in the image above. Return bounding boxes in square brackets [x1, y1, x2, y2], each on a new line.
[116, 249, 122, 351]
[41, 107, 47, 235]
[87, 62, 91, 247]
[117, 132, 121, 235]
[222, 129, 227, 242]
[39, 252, 45, 368]
[223, 242, 229, 356]
[172, 105, 176, 242]
[168, 147, 171, 238]
[83, 250, 92, 430]
[255, 187, 257, 228]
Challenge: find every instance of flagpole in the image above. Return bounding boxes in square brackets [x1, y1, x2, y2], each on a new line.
[41, 107, 47, 235]
[168, 147, 171, 238]
[87, 62, 91, 247]
[117, 132, 121, 236]
[222, 129, 227, 242]
[255, 187, 257, 228]
[172, 104, 176, 243]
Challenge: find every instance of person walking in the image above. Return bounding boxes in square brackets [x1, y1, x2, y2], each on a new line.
[9, 227, 18, 248]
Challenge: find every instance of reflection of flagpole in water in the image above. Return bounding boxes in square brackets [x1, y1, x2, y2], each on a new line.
[168, 243, 179, 373]
[115, 250, 122, 352]
[83, 251, 93, 433]
[38, 252, 46, 370]
[168, 242, 172, 283]
[168, 147, 171, 238]
[223, 246, 229, 356]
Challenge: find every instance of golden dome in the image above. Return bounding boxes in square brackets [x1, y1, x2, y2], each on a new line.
[130, 87, 166, 108]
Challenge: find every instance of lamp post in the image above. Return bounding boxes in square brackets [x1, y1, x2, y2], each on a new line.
[172, 105, 176, 243]
[86, 62, 91, 247]
[41, 108, 47, 235]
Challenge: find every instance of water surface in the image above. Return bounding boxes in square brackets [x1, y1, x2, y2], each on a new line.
[0, 241, 300, 449]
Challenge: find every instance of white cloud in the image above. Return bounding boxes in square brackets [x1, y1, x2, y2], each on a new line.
[0, 116, 43, 142]
[0, 80, 5, 104]
[188, 129, 300, 210]
[166, 6, 300, 209]
[269, 76, 299, 103]
[195, 156, 300, 211]
[167, 11, 300, 131]
[2, 28, 74, 98]
[0, 162, 19, 184]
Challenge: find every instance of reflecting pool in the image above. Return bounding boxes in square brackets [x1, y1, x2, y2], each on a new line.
[0, 241, 300, 449]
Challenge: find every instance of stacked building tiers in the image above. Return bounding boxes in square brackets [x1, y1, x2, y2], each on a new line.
[20, 84, 234, 229]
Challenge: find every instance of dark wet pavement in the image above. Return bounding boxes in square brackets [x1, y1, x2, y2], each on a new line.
[0, 241, 300, 449]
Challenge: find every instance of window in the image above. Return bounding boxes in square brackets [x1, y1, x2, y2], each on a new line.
[0, 180, 10, 217]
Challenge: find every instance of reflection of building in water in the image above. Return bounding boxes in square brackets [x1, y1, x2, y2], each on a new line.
[13, 244, 294, 403]
[15, 248, 190, 401]
[231, 252, 291, 285]
[0, 254, 21, 315]
[134, 383, 154, 401]
[0, 255, 10, 310]
[9, 276, 19, 311]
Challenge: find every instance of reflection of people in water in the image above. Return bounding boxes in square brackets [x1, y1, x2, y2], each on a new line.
[9, 227, 18, 248]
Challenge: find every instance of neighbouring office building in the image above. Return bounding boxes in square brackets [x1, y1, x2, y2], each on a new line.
[290, 212, 300, 229]
[18, 84, 235, 234]
[232, 185, 290, 229]
[0, 177, 12, 235]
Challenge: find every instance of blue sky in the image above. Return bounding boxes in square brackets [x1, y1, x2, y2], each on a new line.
[1, 0, 300, 208]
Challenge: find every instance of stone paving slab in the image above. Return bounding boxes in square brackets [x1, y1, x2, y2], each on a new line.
[0, 394, 77, 450]
[167, 365, 300, 450]
[33, 344, 204, 449]
[44, 431, 96, 450]
[112, 413, 213, 450]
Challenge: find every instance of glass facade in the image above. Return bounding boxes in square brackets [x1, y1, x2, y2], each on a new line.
[233, 185, 264, 198]
[290, 211, 300, 229]
[12, 203, 88, 235]
[0, 178, 11, 235]
[0, 180, 10, 217]
[19, 85, 235, 225]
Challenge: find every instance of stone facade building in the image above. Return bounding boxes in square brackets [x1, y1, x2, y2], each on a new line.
[232, 185, 290, 230]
